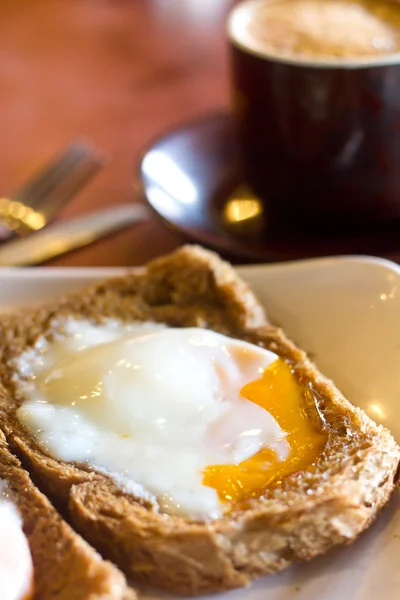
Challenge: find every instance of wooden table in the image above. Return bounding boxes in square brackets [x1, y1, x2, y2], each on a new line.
[0, 0, 236, 266]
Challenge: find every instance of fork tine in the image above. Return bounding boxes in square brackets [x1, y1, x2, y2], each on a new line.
[12, 140, 107, 209]
[27, 155, 105, 216]
[1, 140, 108, 236]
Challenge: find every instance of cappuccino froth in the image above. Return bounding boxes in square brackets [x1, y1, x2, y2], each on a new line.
[230, 0, 400, 62]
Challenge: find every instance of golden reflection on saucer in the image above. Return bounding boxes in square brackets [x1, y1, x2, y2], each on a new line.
[369, 403, 386, 420]
[223, 186, 264, 236]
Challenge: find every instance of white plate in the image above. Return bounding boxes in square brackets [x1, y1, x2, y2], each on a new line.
[0, 256, 399, 600]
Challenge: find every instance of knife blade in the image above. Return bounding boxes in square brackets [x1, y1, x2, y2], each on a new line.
[0, 203, 149, 266]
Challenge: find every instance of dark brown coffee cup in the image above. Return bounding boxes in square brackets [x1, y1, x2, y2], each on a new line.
[228, 0, 400, 226]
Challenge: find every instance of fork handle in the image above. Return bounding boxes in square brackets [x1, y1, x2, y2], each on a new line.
[0, 204, 149, 266]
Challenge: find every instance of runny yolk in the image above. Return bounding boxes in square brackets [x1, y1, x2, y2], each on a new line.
[203, 358, 327, 504]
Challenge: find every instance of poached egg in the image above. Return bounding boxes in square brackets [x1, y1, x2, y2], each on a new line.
[0, 484, 34, 600]
[15, 319, 326, 519]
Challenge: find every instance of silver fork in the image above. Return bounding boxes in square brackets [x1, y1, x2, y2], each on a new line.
[0, 140, 107, 240]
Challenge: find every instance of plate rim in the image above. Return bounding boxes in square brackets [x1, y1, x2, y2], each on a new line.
[0, 253, 398, 278]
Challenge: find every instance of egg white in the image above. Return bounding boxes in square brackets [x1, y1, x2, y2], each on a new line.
[0, 483, 33, 600]
[16, 320, 287, 519]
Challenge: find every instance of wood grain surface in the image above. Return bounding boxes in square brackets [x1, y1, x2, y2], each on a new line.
[0, 0, 235, 266]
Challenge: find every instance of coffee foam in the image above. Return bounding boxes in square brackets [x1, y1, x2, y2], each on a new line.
[228, 0, 400, 68]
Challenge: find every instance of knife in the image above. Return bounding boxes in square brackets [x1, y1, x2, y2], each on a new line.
[0, 203, 149, 266]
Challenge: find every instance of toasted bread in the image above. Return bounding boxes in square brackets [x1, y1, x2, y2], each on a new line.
[0, 245, 398, 596]
[0, 429, 135, 600]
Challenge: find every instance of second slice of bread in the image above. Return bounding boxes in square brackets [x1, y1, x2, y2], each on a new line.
[0, 246, 398, 596]
[0, 429, 135, 600]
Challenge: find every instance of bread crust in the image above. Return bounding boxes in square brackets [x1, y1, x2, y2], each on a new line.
[0, 245, 398, 595]
[0, 430, 135, 600]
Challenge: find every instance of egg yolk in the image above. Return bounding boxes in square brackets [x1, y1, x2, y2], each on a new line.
[203, 358, 327, 504]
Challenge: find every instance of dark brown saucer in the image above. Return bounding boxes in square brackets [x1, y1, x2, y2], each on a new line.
[139, 111, 400, 263]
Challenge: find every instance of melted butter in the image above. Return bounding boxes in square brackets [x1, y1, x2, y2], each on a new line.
[203, 359, 327, 504]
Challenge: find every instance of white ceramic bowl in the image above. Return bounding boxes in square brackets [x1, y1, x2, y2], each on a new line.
[0, 255, 398, 600]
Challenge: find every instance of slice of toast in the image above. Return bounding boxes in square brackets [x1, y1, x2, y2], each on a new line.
[0, 245, 398, 596]
[0, 429, 135, 600]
